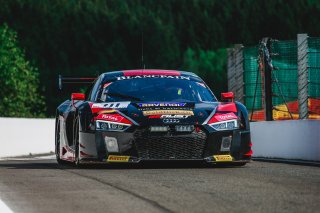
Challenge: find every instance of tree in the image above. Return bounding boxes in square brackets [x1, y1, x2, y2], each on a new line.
[1, 0, 320, 116]
[0, 23, 45, 117]
[182, 48, 227, 96]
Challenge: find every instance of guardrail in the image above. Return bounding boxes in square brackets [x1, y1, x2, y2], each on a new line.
[228, 34, 320, 121]
[251, 119, 320, 161]
[0, 118, 55, 157]
[0, 118, 319, 162]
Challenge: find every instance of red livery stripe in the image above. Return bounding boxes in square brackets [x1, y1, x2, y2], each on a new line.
[123, 70, 180, 76]
[216, 103, 237, 112]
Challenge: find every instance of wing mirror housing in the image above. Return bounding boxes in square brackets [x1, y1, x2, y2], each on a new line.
[71, 93, 85, 105]
[221, 92, 234, 102]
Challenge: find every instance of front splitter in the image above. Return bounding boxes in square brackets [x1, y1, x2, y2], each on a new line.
[78, 156, 251, 164]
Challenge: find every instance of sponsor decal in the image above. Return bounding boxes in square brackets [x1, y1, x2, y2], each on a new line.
[116, 75, 190, 81]
[138, 102, 187, 108]
[213, 155, 233, 162]
[148, 115, 191, 119]
[96, 114, 122, 122]
[92, 102, 130, 109]
[107, 155, 130, 162]
[160, 114, 191, 119]
[163, 118, 180, 124]
[96, 113, 132, 124]
[97, 109, 117, 114]
[148, 115, 162, 119]
[214, 113, 238, 122]
[143, 110, 194, 116]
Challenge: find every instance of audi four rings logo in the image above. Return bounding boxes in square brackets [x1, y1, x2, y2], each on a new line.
[163, 119, 180, 123]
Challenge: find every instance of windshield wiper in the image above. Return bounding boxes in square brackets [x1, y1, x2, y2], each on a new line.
[106, 92, 142, 101]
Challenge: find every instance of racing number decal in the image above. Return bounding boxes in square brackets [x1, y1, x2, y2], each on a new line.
[92, 102, 130, 109]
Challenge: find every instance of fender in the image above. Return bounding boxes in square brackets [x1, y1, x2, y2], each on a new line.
[56, 100, 71, 117]
[77, 102, 94, 132]
[235, 101, 250, 130]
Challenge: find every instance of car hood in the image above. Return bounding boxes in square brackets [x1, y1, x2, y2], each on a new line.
[117, 101, 219, 126]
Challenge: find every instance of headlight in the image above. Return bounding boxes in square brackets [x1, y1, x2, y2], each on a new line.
[209, 119, 239, 131]
[96, 120, 131, 131]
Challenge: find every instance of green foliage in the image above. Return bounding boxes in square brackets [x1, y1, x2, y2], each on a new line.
[0, 24, 45, 117]
[0, 0, 319, 116]
[182, 48, 227, 95]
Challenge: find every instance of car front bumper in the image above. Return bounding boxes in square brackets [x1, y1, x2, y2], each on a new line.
[78, 127, 252, 164]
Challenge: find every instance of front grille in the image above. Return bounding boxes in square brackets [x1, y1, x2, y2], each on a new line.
[133, 127, 207, 160]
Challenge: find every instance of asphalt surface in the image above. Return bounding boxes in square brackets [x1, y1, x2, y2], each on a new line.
[0, 157, 319, 213]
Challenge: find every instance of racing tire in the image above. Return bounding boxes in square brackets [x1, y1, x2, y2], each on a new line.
[74, 116, 82, 167]
[231, 162, 247, 167]
[55, 118, 67, 165]
[211, 162, 247, 167]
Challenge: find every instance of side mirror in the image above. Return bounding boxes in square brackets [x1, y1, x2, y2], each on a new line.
[221, 92, 234, 102]
[71, 93, 85, 105]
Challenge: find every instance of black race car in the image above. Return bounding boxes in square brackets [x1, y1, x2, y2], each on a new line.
[55, 70, 252, 166]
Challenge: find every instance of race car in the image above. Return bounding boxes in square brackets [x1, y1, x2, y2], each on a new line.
[55, 69, 252, 166]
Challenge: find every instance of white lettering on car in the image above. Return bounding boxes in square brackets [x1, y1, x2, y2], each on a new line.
[91, 102, 130, 109]
[116, 75, 190, 80]
[160, 115, 191, 119]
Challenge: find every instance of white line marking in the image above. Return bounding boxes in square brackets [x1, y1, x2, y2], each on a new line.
[0, 198, 13, 213]
[0, 154, 56, 161]
[35, 155, 56, 160]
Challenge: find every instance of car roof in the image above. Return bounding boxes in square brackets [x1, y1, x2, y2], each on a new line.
[100, 69, 200, 79]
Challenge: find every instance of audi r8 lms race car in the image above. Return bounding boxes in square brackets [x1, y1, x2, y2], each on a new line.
[55, 69, 252, 166]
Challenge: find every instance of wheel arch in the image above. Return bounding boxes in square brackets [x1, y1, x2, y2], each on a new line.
[76, 102, 94, 132]
[235, 101, 250, 130]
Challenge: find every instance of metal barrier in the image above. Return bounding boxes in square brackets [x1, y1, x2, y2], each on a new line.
[251, 120, 320, 162]
[228, 34, 320, 121]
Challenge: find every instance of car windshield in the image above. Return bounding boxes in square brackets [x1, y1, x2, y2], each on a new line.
[98, 78, 216, 103]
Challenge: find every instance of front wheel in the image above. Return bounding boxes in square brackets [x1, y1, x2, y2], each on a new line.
[74, 116, 81, 167]
[231, 162, 247, 167]
[55, 118, 66, 165]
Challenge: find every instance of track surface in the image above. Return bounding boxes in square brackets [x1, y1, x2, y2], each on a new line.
[0, 158, 319, 213]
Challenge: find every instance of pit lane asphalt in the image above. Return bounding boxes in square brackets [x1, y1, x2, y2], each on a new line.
[0, 158, 319, 213]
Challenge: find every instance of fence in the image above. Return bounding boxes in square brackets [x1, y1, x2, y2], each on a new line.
[228, 34, 320, 121]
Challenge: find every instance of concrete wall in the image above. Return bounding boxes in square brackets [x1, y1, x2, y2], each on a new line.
[251, 120, 320, 161]
[0, 117, 319, 161]
[0, 118, 55, 157]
